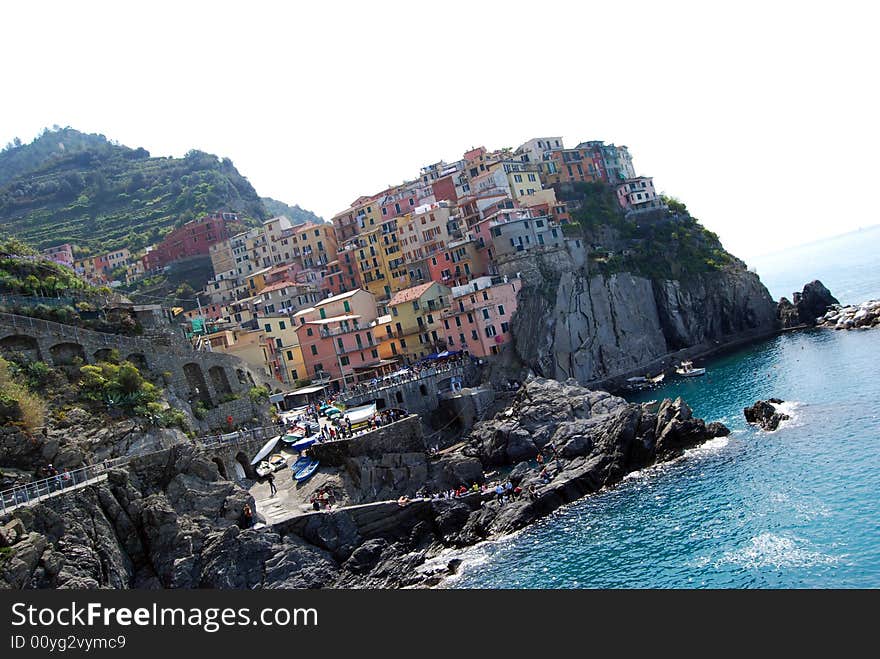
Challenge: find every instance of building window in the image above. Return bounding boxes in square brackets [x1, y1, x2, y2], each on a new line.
[287, 351, 294, 360]
[340, 356, 350, 366]
[498, 305, 506, 316]
[471, 330, 478, 341]
[264, 324, 271, 332]
[279, 321, 286, 330]
[306, 327, 313, 336]
[485, 325, 497, 338]
[310, 345, 318, 355]
[482, 308, 490, 320]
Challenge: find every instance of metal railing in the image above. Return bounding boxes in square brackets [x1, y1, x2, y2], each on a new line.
[336, 362, 466, 403]
[0, 424, 285, 515]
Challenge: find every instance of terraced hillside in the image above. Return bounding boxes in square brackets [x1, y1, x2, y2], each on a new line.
[0, 127, 269, 253]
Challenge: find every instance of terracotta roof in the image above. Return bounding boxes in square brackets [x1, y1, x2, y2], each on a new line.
[388, 281, 435, 306]
[260, 280, 297, 294]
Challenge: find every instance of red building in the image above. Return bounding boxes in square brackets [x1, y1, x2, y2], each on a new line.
[143, 213, 233, 271]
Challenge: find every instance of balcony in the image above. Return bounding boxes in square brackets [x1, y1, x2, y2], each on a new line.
[319, 321, 364, 337]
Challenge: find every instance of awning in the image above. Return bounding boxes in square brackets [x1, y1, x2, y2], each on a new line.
[285, 384, 327, 396]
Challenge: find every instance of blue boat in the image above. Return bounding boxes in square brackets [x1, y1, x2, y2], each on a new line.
[289, 456, 310, 473]
[290, 435, 319, 451]
[294, 459, 320, 482]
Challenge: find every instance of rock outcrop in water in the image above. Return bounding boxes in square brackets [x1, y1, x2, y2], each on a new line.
[743, 399, 790, 431]
[815, 300, 880, 331]
[1, 377, 729, 589]
[777, 280, 840, 329]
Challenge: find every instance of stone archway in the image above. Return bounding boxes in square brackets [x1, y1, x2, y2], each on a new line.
[49, 342, 86, 366]
[208, 366, 232, 395]
[234, 451, 253, 480]
[93, 348, 118, 363]
[183, 362, 212, 406]
[212, 457, 228, 479]
[126, 353, 148, 370]
[0, 334, 41, 363]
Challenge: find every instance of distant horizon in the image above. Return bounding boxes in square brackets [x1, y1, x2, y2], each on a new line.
[746, 223, 880, 260]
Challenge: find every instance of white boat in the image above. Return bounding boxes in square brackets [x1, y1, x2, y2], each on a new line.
[256, 454, 287, 477]
[675, 361, 706, 377]
[344, 403, 377, 425]
[250, 435, 281, 466]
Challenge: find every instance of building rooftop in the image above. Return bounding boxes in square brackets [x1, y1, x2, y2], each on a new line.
[315, 288, 363, 307]
[387, 281, 435, 306]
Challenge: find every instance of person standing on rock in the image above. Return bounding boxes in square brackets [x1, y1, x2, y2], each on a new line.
[267, 471, 277, 496]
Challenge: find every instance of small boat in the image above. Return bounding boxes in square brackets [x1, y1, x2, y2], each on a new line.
[249, 435, 282, 467]
[293, 459, 320, 482]
[649, 372, 665, 384]
[675, 361, 706, 377]
[624, 372, 665, 391]
[289, 456, 311, 473]
[290, 434, 320, 451]
[256, 454, 287, 478]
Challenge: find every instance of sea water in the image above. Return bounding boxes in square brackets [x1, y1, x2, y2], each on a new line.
[453, 227, 880, 588]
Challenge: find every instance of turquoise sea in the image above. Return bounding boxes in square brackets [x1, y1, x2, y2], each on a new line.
[453, 226, 880, 588]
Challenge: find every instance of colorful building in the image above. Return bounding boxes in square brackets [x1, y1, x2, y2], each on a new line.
[41, 244, 75, 268]
[386, 281, 452, 361]
[143, 213, 231, 271]
[442, 275, 521, 357]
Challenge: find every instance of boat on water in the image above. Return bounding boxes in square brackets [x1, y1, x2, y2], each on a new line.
[675, 360, 706, 377]
[624, 372, 666, 391]
[293, 459, 320, 482]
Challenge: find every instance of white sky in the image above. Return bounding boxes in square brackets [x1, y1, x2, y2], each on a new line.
[2, 0, 877, 261]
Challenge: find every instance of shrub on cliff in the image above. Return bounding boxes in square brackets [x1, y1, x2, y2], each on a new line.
[78, 360, 160, 413]
[0, 356, 46, 431]
[248, 385, 269, 403]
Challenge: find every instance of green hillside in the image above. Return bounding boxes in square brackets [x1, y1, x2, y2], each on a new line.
[0, 127, 269, 254]
[261, 197, 323, 225]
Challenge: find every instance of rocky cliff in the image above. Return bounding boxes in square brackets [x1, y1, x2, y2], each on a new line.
[1, 378, 728, 589]
[503, 246, 777, 385]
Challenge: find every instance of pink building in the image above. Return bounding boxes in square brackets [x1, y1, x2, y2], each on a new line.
[441, 275, 521, 357]
[294, 289, 387, 388]
[41, 243, 75, 268]
[616, 177, 666, 213]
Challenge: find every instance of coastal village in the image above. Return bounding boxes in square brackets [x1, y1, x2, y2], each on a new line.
[36, 137, 665, 393]
[0, 128, 871, 590]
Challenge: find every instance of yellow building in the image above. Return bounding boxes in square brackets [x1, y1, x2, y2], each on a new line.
[293, 222, 338, 269]
[259, 314, 306, 384]
[387, 281, 452, 361]
[206, 328, 271, 379]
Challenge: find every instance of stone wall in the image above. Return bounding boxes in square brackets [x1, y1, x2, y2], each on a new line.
[339, 367, 464, 415]
[307, 415, 424, 466]
[0, 312, 269, 410]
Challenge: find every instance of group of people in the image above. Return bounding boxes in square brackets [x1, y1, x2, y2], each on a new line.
[309, 486, 334, 511]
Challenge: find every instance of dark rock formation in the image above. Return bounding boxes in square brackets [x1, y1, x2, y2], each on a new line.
[744, 400, 790, 431]
[778, 280, 840, 328]
[502, 249, 777, 385]
[1, 377, 730, 590]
